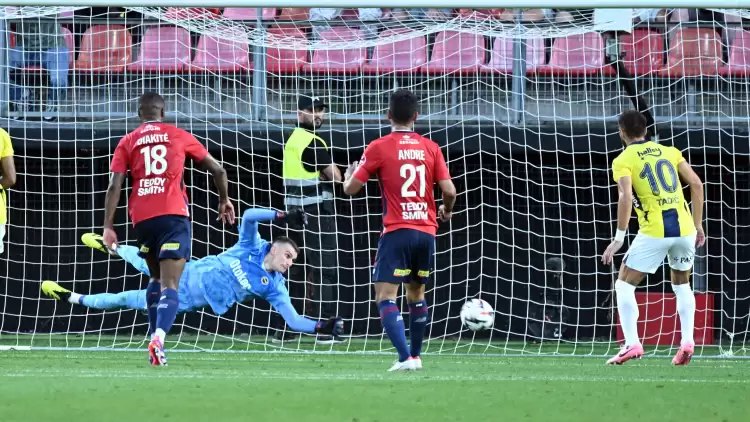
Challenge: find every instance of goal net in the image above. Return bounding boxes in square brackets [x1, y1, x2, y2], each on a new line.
[0, 6, 747, 357]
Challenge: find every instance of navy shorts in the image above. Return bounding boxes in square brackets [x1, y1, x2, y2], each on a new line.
[134, 215, 191, 261]
[372, 228, 435, 284]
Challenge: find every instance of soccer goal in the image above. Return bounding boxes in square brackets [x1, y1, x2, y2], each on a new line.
[0, 3, 747, 358]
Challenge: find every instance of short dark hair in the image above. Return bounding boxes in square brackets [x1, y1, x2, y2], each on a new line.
[273, 236, 299, 254]
[389, 89, 419, 125]
[618, 110, 648, 140]
[138, 91, 165, 120]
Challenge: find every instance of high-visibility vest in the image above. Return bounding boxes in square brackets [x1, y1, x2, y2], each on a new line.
[282, 128, 333, 207]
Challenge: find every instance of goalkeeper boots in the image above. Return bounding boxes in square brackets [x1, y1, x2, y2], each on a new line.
[41, 280, 71, 303]
[81, 233, 110, 254]
[672, 342, 694, 366]
[606, 343, 644, 365]
[148, 338, 168, 366]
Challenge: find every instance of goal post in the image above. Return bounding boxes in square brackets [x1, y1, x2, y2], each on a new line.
[0, 4, 748, 357]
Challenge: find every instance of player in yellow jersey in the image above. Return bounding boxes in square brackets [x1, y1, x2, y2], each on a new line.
[601, 110, 705, 366]
[0, 128, 16, 255]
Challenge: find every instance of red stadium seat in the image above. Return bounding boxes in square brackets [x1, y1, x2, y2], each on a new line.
[363, 29, 426, 74]
[128, 26, 192, 73]
[164, 8, 220, 20]
[191, 34, 250, 72]
[223, 8, 277, 20]
[266, 26, 308, 74]
[278, 8, 309, 21]
[538, 33, 605, 75]
[75, 25, 132, 73]
[422, 31, 484, 75]
[306, 27, 366, 74]
[481, 37, 545, 74]
[618, 30, 665, 76]
[661, 28, 722, 77]
[719, 30, 750, 76]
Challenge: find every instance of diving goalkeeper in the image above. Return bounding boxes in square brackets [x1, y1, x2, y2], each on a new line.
[41, 208, 345, 338]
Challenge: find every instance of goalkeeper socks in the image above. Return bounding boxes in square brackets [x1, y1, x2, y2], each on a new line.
[146, 280, 162, 336]
[408, 300, 429, 358]
[672, 283, 696, 345]
[155, 287, 179, 340]
[378, 300, 410, 362]
[615, 280, 640, 346]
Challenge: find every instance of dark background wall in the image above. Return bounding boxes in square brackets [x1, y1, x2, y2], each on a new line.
[0, 123, 747, 343]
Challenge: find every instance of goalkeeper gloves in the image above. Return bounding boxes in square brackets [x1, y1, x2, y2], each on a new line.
[315, 317, 344, 336]
[275, 209, 307, 229]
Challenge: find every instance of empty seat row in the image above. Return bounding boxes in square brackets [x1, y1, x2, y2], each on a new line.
[11, 25, 750, 76]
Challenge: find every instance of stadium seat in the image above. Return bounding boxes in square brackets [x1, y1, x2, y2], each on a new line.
[75, 25, 132, 73]
[423, 31, 485, 75]
[538, 33, 605, 75]
[223, 8, 277, 20]
[661, 28, 722, 77]
[128, 26, 192, 73]
[278, 8, 309, 20]
[618, 29, 665, 76]
[10, 27, 75, 70]
[266, 26, 308, 74]
[191, 34, 250, 72]
[164, 8, 220, 20]
[362, 29, 426, 74]
[719, 30, 750, 76]
[481, 37, 545, 74]
[306, 27, 366, 74]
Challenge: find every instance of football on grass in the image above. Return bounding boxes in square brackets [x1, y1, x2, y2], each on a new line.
[460, 298, 495, 331]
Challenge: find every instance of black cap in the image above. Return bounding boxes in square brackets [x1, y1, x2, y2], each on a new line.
[297, 93, 328, 111]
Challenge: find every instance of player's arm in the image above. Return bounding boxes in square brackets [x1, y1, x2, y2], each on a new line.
[102, 141, 128, 249]
[615, 176, 633, 235]
[343, 144, 378, 196]
[185, 134, 234, 224]
[677, 160, 704, 231]
[267, 287, 343, 335]
[0, 149, 16, 190]
[302, 139, 342, 183]
[435, 147, 456, 220]
[238, 208, 306, 245]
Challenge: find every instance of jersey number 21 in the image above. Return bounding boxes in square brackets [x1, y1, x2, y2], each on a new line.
[400, 164, 426, 198]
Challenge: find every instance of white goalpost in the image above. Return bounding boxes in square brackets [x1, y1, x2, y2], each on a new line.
[0, 2, 748, 357]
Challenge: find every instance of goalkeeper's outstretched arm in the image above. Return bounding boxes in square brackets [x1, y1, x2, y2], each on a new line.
[268, 293, 344, 336]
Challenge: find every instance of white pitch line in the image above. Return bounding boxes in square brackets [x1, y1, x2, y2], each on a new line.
[0, 369, 747, 384]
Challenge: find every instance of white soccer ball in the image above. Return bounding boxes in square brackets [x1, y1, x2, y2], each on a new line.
[460, 298, 495, 331]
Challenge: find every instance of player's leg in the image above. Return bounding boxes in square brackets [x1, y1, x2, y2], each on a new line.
[668, 233, 698, 365]
[149, 216, 191, 364]
[405, 231, 435, 368]
[373, 230, 414, 371]
[42, 280, 147, 311]
[606, 234, 666, 365]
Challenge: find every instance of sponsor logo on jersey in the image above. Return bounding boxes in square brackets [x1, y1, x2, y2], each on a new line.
[417, 270, 430, 278]
[229, 259, 251, 290]
[393, 268, 411, 277]
[137, 177, 166, 197]
[399, 135, 420, 145]
[261, 276, 269, 285]
[636, 147, 662, 159]
[139, 124, 162, 134]
[161, 243, 180, 251]
[140, 245, 150, 253]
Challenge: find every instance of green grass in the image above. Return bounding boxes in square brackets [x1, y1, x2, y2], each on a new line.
[1, 349, 748, 421]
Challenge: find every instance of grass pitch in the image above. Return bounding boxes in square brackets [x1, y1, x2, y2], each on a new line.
[1, 349, 748, 422]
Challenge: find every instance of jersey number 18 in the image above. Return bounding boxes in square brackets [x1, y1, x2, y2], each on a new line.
[400, 163, 426, 198]
[140, 145, 168, 176]
[639, 159, 678, 196]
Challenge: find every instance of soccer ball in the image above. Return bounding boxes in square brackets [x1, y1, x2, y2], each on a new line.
[460, 298, 495, 331]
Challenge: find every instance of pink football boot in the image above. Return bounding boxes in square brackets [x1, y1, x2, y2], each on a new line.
[606, 344, 644, 365]
[671, 342, 694, 366]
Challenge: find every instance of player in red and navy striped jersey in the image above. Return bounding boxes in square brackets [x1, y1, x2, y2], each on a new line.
[103, 92, 235, 366]
[343, 89, 457, 371]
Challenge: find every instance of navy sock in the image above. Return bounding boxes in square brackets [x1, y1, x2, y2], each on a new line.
[145, 280, 161, 336]
[378, 300, 410, 362]
[409, 300, 429, 358]
[155, 287, 179, 335]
